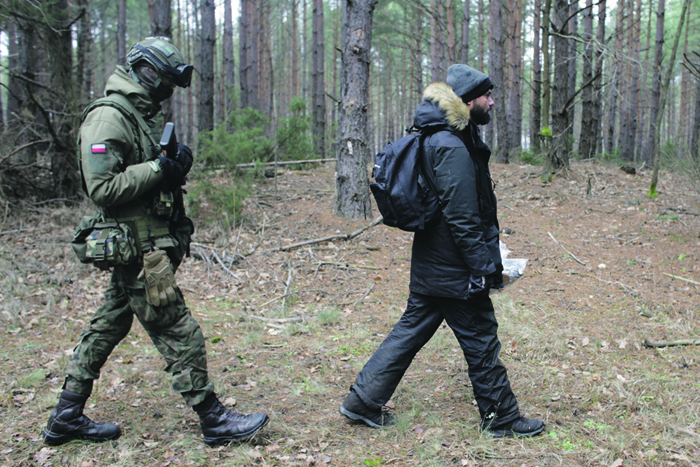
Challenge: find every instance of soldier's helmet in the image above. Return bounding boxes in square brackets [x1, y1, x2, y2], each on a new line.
[126, 37, 193, 88]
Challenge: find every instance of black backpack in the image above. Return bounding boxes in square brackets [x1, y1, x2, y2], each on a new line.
[370, 129, 442, 232]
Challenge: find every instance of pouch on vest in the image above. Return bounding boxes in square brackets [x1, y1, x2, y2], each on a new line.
[153, 190, 174, 219]
[72, 215, 139, 270]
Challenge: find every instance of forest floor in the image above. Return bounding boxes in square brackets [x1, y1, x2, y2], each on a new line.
[1, 160, 700, 467]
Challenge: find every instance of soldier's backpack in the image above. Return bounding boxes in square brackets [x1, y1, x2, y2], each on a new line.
[370, 129, 442, 232]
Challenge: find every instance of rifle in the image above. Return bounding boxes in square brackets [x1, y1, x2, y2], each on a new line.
[158, 122, 186, 227]
[160, 122, 178, 160]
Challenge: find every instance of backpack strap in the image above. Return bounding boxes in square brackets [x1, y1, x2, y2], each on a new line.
[415, 129, 441, 230]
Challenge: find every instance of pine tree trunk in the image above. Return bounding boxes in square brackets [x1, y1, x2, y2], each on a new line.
[650, 0, 691, 196]
[430, 0, 442, 83]
[531, 0, 542, 151]
[199, 0, 215, 133]
[593, 0, 606, 156]
[292, 0, 300, 98]
[258, 0, 274, 123]
[412, 6, 423, 102]
[335, 0, 376, 219]
[643, 0, 664, 165]
[461, 0, 470, 65]
[312, 0, 326, 157]
[150, 0, 172, 37]
[550, 0, 569, 169]
[567, 0, 578, 143]
[605, 2, 624, 155]
[76, 0, 92, 104]
[691, 75, 700, 160]
[151, 0, 173, 123]
[446, 0, 455, 63]
[117, 0, 127, 66]
[507, 0, 522, 157]
[489, 0, 508, 162]
[541, 0, 551, 129]
[579, 0, 596, 160]
[224, 0, 235, 119]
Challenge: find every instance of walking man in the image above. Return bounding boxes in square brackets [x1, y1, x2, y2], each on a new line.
[340, 64, 544, 438]
[43, 37, 269, 447]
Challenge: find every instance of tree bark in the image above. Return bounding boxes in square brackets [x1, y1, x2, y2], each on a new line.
[224, 0, 236, 119]
[117, 0, 127, 66]
[550, 0, 570, 169]
[567, 0, 578, 142]
[76, 0, 92, 103]
[691, 73, 700, 160]
[643, 0, 664, 165]
[335, 0, 376, 219]
[430, 0, 443, 83]
[531, 0, 542, 152]
[650, 0, 691, 197]
[461, 0, 470, 65]
[150, 0, 173, 123]
[312, 0, 326, 157]
[199, 0, 216, 133]
[489, 0, 507, 162]
[541, 0, 552, 130]
[507, 0, 522, 157]
[291, 0, 300, 98]
[446, 0, 455, 63]
[578, 0, 596, 160]
[150, 0, 172, 37]
[411, 5, 423, 103]
[605, 2, 624, 155]
[258, 0, 274, 122]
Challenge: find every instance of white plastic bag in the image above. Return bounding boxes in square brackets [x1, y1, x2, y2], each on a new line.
[492, 241, 527, 293]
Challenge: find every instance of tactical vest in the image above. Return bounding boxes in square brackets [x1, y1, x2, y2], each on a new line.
[78, 93, 174, 252]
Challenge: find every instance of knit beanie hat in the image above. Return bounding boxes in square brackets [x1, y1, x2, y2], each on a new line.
[446, 64, 494, 103]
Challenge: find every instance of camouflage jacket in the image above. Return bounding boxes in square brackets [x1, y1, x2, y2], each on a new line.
[79, 66, 188, 284]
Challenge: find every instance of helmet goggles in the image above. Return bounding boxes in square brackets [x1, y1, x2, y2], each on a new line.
[131, 43, 193, 88]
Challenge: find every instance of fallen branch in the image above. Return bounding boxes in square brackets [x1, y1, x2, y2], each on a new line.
[569, 272, 639, 296]
[269, 216, 383, 252]
[643, 339, 700, 348]
[281, 260, 293, 308]
[663, 273, 700, 286]
[354, 283, 376, 307]
[211, 250, 242, 281]
[547, 231, 587, 266]
[317, 261, 381, 271]
[244, 314, 307, 324]
[235, 158, 336, 169]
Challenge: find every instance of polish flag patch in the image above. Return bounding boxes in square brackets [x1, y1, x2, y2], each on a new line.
[91, 144, 107, 153]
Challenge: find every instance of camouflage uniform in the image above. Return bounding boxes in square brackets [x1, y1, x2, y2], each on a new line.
[64, 66, 213, 407]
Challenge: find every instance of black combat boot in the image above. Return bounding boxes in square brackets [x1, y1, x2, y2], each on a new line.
[194, 394, 269, 446]
[42, 390, 121, 446]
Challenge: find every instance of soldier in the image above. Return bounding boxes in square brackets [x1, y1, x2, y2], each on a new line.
[43, 37, 269, 447]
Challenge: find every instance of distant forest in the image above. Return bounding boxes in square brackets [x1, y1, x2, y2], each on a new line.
[0, 0, 699, 206]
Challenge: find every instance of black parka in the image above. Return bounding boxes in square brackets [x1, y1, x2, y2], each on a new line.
[409, 82, 501, 300]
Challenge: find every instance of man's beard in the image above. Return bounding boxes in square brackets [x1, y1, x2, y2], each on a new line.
[470, 102, 491, 125]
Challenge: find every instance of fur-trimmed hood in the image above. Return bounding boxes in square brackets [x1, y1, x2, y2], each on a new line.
[413, 82, 471, 132]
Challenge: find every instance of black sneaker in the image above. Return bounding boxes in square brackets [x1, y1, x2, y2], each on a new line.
[483, 416, 545, 438]
[339, 392, 395, 429]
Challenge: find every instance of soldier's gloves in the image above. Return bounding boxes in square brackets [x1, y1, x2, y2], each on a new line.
[175, 143, 193, 177]
[158, 155, 185, 190]
[468, 275, 488, 299]
[138, 250, 178, 307]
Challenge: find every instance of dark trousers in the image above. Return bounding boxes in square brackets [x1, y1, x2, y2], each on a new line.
[352, 292, 520, 426]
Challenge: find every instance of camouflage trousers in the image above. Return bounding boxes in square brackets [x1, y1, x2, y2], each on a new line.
[64, 265, 214, 407]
